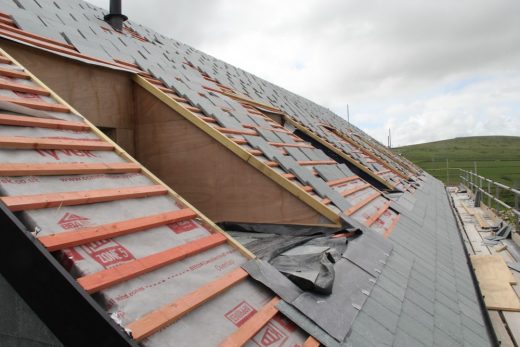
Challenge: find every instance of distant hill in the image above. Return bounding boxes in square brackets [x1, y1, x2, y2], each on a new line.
[395, 136, 520, 187]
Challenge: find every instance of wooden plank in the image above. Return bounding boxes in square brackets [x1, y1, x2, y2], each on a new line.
[0, 66, 30, 79]
[0, 17, 13, 26]
[475, 212, 490, 229]
[470, 255, 520, 311]
[366, 202, 391, 226]
[0, 96, 69, 112]
[128, 268, 249, 341]
[0, 56, 11, 64]
[298, 160, 336, 166]
[1, 185, 167, 211]
[345, 192, 381, 216]
[462, 203, 475, 216]
[214, 126, 258, 136]
[303, 336, 321, 347]
[0, 79, 50, 95]
[327, 176, 359, 187]
[268, 142, 314, 149]
[219, 297, 280, 347]
[0, 113, 89, 131]
[340, 183, 371, 197]
[38, 208, 197, 251]
[488, 311, 515, 347]
[78, 233, 227, 294]
[502, 311, 520, 344]
[0, 136, 113, 150]
[0, 162, 140, 176]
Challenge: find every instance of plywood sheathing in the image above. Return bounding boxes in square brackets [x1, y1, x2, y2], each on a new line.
[0, 40, 135, 154]
[471, 255, 520, 311]
[134, 83, 332, 225]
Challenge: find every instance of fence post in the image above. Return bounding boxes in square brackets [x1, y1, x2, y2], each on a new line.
[487, 180, 491, 206]
[515, 181, 519, 210]
[495, 185, 500, 211]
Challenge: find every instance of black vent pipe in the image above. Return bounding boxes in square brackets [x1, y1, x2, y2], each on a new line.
[104, 0, 128, 31]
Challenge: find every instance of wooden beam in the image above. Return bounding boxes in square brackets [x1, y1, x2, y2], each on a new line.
[214, 126, 257, 136]
[303, 336, 321, 347]
[340, 183, 371, 197]
[127, 268, 249, 341]
[1, 185, 167, 211]
[38, 208, 197, 251]
[327, 176, 359, 187]
[344, 192, 381, 216]
[78, 233, 227, 294]
[0, 113, 89, 131]
[0, 79, 50, 95]
[0, 96, 69, 112]
[0, 66, 30, 79]
[269, 142, 313, 149]
[0, 56, 11, 64]
[0, 162, 141, 176]
[219, 297, 280, 347]
[0, 80, 50, 96]
[298, 160, 336, 166]
[0, 136, 113, 150]
[0, 162, 140, 176]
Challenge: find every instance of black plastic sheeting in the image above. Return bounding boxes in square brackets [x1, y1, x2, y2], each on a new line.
[219, 222, 394, 344]
[218, 222, 356, 294]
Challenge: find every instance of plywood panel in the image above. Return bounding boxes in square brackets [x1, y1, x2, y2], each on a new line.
[133, 84, 330, 225]
[0, 40, 135, 154]
[471, 255, 520, 311]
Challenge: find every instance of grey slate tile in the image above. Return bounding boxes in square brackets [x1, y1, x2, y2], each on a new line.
[392, 329, 427, 347]
[433, 327, 463, 347]
[361, 297, 400, 334]
[348, 311, 393, 347]
[377, 271, 407, 302]
[405, 287, 435, 314]
[401, 298, 434, 331]
[397, 313, 434, 346]
[461, 325, 491, 347]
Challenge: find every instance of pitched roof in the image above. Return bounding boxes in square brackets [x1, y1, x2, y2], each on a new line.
[0, 1, 494, 346]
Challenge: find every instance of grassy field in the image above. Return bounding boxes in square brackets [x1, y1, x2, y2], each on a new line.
[396, 136, 520, 207]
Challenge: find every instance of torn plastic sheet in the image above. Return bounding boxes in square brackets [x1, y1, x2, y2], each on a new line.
[221, 222, 353, 294]
[242, 231, 392, 343]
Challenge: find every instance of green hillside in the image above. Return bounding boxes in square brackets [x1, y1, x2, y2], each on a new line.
[395, 136, 520, 189]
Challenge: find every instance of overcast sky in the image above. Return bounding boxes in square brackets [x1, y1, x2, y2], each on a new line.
[90, 0, 520, 146]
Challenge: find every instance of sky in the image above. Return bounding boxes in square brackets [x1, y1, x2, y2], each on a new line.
[89, 0, 520, 146]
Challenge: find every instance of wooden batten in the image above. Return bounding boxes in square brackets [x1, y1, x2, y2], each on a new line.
[133, 83, 335, 226]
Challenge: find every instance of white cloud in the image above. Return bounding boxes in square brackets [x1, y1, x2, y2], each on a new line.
[88, 0, 520, 145]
